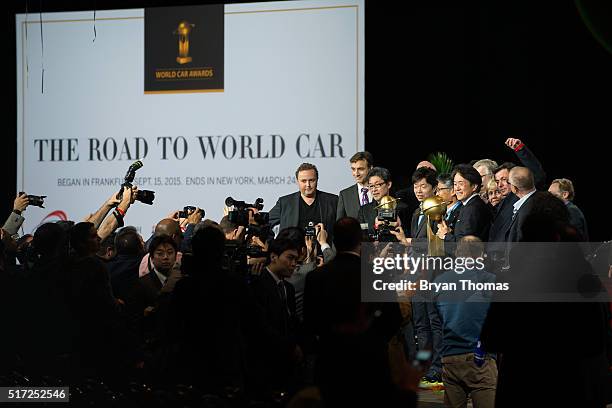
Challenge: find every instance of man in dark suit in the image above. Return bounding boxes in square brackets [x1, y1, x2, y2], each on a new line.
[504, 166, 553, 243]
[488, 138, 546, 244]
[250, 237, 302, 391]
[436, 173, 462, 232]
[107, 227, 145, 303]
[135, 235, 181, 309]
[407, 167, 438, 255]
[269, 163, 339, 241]
[548, 178, 589, 241]
[437, 164, 492, 242]
[303, 217, 413, 407]
[357, 167, 411, 238]
[336, 151, 374, 219]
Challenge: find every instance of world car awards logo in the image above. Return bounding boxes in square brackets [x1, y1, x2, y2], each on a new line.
[174, 21, 195, 65]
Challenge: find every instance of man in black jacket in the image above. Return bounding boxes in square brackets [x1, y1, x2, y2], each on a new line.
[250, 237, 303, 392]
[303, 217, 415, 407]
[107, 227, 145, 303]
[488, 138, 546, 244]
[357, 167, 411, 239]
[437, 164, 492, 242]
[407, 167, 439, 255]
[269, 163, 338, 242]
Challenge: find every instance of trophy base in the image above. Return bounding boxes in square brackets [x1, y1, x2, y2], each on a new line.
[176, 56, 192, 64]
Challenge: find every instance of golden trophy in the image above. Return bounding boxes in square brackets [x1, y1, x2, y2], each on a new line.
[174, 21, 195, 64]
[420, 196, 447, 256]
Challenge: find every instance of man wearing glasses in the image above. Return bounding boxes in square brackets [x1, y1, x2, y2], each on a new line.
[356, 167, 410, 238]
[436, 173, 462, 232]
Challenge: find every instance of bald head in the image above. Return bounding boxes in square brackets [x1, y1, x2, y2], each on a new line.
[416, 161, 437, 171]
[155, 219, 182, 245]
[508, 166, 535, 195]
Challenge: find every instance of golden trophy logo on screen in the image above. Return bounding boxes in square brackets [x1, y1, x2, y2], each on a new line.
[174, 21, 195, 64]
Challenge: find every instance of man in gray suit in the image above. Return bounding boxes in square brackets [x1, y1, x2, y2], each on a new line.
[269, 163, 339, 242]
[336, 151, 374, 220]
[3, 193, 30, 237]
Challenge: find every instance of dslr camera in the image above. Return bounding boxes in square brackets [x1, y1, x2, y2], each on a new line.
[304, 221, 317, 238]
[19, 192, 46, 208]
[178, 206, 205, 218]
[117, 161, 155, 205]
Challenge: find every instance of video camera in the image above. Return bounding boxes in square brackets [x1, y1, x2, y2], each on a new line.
[225, 196, 271, 240]
[223, 197, 272, 279]
[225, 197, 263, 225]
[117, 161, 155, 205]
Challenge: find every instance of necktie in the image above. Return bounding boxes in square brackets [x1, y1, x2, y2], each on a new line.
[361, 187, 369, 206]
[512, 207, 518, 221]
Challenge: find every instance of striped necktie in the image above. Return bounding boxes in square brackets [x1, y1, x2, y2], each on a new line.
[361, 187, 370, 206]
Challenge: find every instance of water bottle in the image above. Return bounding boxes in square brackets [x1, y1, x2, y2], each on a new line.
[474, 339, 486, 367]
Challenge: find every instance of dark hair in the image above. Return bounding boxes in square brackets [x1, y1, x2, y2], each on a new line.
[115, 227, 143, 256]
[191, 225, 225, 261]
[493, 162, 516, 175]
[69, 222, 95, 256]
[411, 167, 437, 188]
[295, 163, 319, 179]
[56, 220, 75, 234]
[33, 222, 67, 259]
[97, 232, 116, 256]
[366, 167, 392, 183]
[277, 227, 306, 251]
[149, 234, 178, 257]
[333, 217, 361, 252]
[350, 151, 374, 167]
[219, 216, 237, 235]
[268, 238, 301, 259]
[452, 164, 483, 192]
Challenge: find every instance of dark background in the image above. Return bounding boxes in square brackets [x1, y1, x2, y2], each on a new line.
[3, 0, 611, 241]
[144, 4, 224, 91]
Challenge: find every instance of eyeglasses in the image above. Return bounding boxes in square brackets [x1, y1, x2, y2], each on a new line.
[368, 182, 387, 190]
[436, 187, 451, 192]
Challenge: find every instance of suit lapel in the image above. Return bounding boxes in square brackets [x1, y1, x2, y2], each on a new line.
[290, 192, 300, 227]
[349, 185, 360, 216]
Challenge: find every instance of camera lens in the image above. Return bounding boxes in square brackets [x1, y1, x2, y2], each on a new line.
[136, 190, 155, 205]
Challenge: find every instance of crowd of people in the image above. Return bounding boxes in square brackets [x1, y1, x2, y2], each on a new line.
[1, 137, 611, 407]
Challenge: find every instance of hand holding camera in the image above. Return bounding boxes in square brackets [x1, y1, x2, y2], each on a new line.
[315, 223, 328, 246]
[116, 161, 155, 205]
[13, 193, 30, 213]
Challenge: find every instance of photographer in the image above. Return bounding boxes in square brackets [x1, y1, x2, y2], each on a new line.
[357, 167, 411, 240]
[97, 186, 137, 241]
[161, 207, 203, 253]
[280, 223, 334, 321]
[3, 193, 30, 237]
